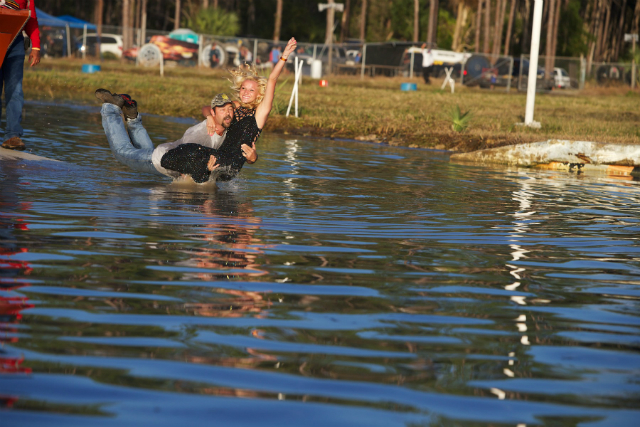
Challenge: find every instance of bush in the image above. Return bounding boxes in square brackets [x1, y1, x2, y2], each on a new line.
[184, 7, 240, 36]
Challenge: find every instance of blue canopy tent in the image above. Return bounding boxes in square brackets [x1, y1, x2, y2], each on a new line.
[57, 15, 97, 30]
[35, 9, 97, 57]
[35, 8, 71, 56]
[57, 14, 97, 58]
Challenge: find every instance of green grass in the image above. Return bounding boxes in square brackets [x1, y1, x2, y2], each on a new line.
[22, 58, 640, 152]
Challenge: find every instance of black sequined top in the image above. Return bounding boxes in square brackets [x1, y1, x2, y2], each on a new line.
[160, 107, 262, 183]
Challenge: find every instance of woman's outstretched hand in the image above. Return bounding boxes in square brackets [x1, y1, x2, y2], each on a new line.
[242, 141, 257, 164]
[282, 38, 297, 59]
[207, 155, 219, 171]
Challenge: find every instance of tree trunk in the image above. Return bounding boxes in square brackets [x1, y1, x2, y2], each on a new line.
[428, 0, 440, 45]
[203, 0, 209, 8]
[140, 0, 147, 46]
[360, 0, 367, 42]
[599, 0, 612, 61]
[475, 0, 483, 53]
[134, 0, 141, 46]
[483, 0, 491, 53]
[588, 0, 603, 71]
[492, 0, 501, 57]
[174, 0, 181, 30]
[503, 0, 515, 56]
[493, 0, 507, 57]
[545, 0, 556, 79]
[414, 0, 420, 42]
[613, 0, 627, 61]
[550, 0, 561, 62]
[521, 0, 531, 54]
[96, 0, 103, 36]
[273, 0, 282, 41]
[340, 0, 351, 42]
[453, 2, 464, 51]
[122, 0, 130, 50]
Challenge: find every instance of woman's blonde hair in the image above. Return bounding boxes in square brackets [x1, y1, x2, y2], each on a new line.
[228, 64, 267, 109]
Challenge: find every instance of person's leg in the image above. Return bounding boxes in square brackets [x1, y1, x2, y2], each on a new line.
[422, 66, 429, 84]
[1, 35, 26, 148]
[125, 113, 154, 151]
[101, 103, 159, 175]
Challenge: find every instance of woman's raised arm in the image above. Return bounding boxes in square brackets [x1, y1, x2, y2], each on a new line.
[254, 37, 297, 129]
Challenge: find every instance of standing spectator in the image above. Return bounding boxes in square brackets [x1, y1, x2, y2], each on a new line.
[270, 45, 281, 66]
[1, 0, 41, 151]
[241, 46, 253, 64]
[420, 43, 434, 85]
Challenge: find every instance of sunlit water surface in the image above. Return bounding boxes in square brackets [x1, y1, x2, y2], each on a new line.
[1, 103, 639, 426]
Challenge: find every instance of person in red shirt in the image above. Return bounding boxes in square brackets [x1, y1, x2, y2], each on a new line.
[1, 0, 41, 151]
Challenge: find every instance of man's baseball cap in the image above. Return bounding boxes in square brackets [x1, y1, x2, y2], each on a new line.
[211, 93, 233, 108]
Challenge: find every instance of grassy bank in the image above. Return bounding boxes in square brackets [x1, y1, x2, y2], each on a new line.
[22, 58, 640, 152]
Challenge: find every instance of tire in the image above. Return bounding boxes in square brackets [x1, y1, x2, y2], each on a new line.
[463, 55, 491, 84]
[138, 43, 162, 67]
[201, 43, 226, 68]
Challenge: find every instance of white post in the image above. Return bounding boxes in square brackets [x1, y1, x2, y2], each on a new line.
[409, 50, 414, 78]
[82, 24, 87, 59]
[632, 35, 636, 89]
[579, 54, 586, 90]
[286, 57, 304, 117]
[524, 0, 543, 127]
[253, 39, 258, 66]
[65, 23, 71, 57]
[360, 44, 367, 79]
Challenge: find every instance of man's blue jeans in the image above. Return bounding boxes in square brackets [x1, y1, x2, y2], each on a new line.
[1, 34, 25, 142]
[101, 103, 162, 176]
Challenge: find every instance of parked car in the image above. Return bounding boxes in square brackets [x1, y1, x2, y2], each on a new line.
[76, 33, 123, 58]
[553, 67, 571, 88]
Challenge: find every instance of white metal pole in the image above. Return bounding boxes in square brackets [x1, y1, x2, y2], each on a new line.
[253, 39, 258, 65]
[632, 36, 636, 89]
[65, 23, 71, 57]
[295, 61, 303, 117]
[82, 24, 87, 59]
[360, 44, 367, 79]
[409, 50, 414, 78]
[287, 57, 299, 117]
[524, 0, 543, 126]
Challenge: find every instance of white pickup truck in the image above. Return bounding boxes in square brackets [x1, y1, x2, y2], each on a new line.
[405, 47, 472, 77]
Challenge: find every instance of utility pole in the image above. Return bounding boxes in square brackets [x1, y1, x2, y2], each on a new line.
[319, 1, 344, 75]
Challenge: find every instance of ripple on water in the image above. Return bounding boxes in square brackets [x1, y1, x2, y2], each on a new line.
[1, 102, 639, 425]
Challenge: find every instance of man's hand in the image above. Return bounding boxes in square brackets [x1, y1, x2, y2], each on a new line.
[242, 142, 257, 164]
[207, 155, 219, 171]
[29, 49, 41, 67]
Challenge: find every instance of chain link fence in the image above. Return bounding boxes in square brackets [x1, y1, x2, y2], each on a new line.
[38, 22, 639, 89]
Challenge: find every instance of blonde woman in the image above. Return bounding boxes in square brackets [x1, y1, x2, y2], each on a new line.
[161, 37, 298, 182]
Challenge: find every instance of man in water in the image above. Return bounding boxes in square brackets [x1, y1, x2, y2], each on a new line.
[96, 90, 256, 182]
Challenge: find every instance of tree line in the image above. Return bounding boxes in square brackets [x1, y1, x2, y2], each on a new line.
[36, 0, 639, 63]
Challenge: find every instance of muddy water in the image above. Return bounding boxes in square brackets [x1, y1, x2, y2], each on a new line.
[1, 102, 639, 426]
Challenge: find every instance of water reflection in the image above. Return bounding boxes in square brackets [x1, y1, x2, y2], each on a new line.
[0, 162, 35, 410]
